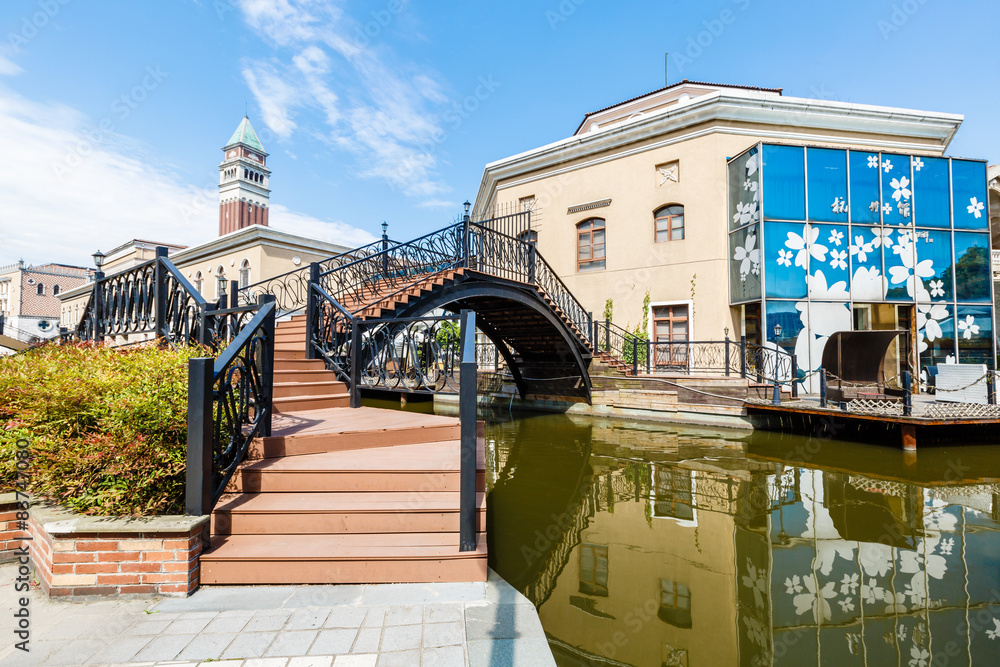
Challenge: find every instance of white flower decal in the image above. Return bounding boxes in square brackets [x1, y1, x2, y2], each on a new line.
[777, 249, 793, 267]
[888, 245, 934, 297]
[890, 176, 911, 202]
[883, 589, 908, 614]
[733, 201, 758, 226]
[733, 233, 760, 281]
[828, 229, 844, 246]
[958, 314, 980, 340]
[929, 280, 945, 298]
[867, 155, 879, 168]
[882, 158, 893, 173]
[861, 579, 885, 605]
[743, 616, 768, 648]
[785, 575, 803, 595]
[839, 598, 855, 613]
[785, 224, 828, 268]
[793, 575, 837, 622]
[986, 618, 1000, 640]
[882, 203, 894, 216]
[909, 646, 929, 667]
[917, 303, 949, 353]
[830, 249, 847, 271]
[968, 197, 985, 219]
[912, 156, 925, 171]
[840, 573, 859, 596]
[746, 154, 758, 177]
[850, 236, 874, 263]
[741, 559, 767, 610]
[871, 228, 893, 249]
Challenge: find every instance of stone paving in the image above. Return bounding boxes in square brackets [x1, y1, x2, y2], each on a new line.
[0, 564, 554, 666]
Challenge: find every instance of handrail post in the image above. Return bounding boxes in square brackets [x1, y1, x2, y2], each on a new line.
[632, 337, 638, 377]
[646, 340, 651, 375]
[791, 354, 798, 399]
[462, 211, 471, 269]
[259, 295, 276, 438]
[990, 372, 997, 405]
[724, 335, 730, 376]
[740, 335, 747, 379]
[93, 271, 105, 342]
[305, 263, 320, 360]
[229, 280, 240, 338]
[458, 309, 477, 552]
[349, 320, 361, 409]
[771, 373, 781, 405]
[154, 246, 169, 343]
[186, 357, 214, 518]
[587, 311, 593, 348]
[902, 370, 913, 416]
[605, 319, 610, 353]
[820, 367, 828, 408]
[527, 242, 536, 284]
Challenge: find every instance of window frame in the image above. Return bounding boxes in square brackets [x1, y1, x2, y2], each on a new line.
[576, 218, 606, 272]
[651, 302, 691, 370]
[578, 543, 609, 597]
[239, 259, 251, 289]
[654, 204, 685, 242]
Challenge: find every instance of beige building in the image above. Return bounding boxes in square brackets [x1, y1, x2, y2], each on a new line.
[1, 260, 91, 345]
[473, 80, 965, 353]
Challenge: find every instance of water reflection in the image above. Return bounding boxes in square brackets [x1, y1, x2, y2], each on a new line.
[485, 412, 1000, 667]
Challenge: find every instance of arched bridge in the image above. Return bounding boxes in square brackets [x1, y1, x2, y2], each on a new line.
[240, 211, 595, 402]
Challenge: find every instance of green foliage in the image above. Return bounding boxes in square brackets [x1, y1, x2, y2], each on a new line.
[0, 343, 206, 516]
[621, 324, 650, 367]
[641, 290, 651, 333]
[603, 298, 614, 323]
[435, 321, 460, 349]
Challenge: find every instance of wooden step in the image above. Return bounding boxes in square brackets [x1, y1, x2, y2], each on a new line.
[274, 358, 326, 372]
[253, 407, 461, 458]
[272, 393, 350, 413]
[273, 369, 340, 383]
[275, 349, 306, 361]
[200, 533, 488, 585]
[273, 380, 347, 399]
[212, 491, 486, 535]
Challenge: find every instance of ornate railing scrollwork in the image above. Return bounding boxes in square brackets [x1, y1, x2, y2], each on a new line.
[356, 316, 463, 394]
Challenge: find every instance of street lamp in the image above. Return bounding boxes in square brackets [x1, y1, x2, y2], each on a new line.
[381, 221, 388, 237]
[724, 326, 729, 339]
[773, 322, 783, 341]
[92, 250, 106, 270]
[463, 201, 471, 219]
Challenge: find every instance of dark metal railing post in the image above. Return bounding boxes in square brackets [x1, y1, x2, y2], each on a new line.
[791, 354, 798, 399]
[458, 309, 477, 552]
[771, 373, 781, 405]
[632, 337, 638, 377]
[154, 246, 169, 343]
[605, 319, 610, 353]
[381, 224, 389, 277]
[527, 242, 536, 284]
[185, 357, 214, 518]
[93, 271, 105, 342]
[990, 373, 997, 405]
[462, 212, 471, 269]
[349, 321, 361, 409]
[740, 335, 747, 379]
[646, 340, 651, 375]
[304, 263, 320, 360]
[725, 335, 730, 376]
[902, 370, 912, 416]
[259, 294, 276, 438]
[587, 311, 593, 348]
[819, 367, 828, 408]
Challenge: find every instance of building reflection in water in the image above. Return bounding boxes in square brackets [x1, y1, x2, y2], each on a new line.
[485, 413, 1000, 667]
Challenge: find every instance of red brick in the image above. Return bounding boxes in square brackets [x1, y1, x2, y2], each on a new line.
[118, 585, 156, 595]
[157, 583, 189, 594]
[161, 562, 193, 573]
[163, 538, 198, 550]
[141, 551, 175, 562]
[97, 574, 140, 585]
[75, 586, 119, 597]
[143, 573, 184, 584]
[53, 552, 95, 564]
[76, 540, 116, 552]
[120, 562, 161, 574]
[76, 563, 119, 575]
[98, 552, 141, 563]
[51, 564, 75, 575]
[48, 587, 73, 597]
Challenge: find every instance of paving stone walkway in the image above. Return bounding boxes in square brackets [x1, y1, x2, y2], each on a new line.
[0, 564, 554, 666]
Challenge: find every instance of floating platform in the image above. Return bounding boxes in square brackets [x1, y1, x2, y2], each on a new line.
[744, 399, 1000, 450]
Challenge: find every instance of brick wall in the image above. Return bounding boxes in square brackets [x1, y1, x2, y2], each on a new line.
[0, 495, 22, 561]
[13, 503, 207, 599]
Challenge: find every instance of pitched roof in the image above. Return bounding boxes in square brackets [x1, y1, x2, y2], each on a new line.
[226, 116, 266, 153]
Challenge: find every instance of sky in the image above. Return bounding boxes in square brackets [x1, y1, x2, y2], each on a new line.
[0, 0, 997, 268]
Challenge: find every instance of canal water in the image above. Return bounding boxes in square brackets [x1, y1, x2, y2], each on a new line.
[481, 410, 1000, 667]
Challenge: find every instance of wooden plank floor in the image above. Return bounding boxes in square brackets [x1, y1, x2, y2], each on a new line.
[270, 406, 460, 438]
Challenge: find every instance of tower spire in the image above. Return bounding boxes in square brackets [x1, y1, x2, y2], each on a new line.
[218, 116, 270, 237]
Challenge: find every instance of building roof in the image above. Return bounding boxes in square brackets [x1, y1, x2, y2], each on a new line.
[575, 80, 784, 134]
[226, 116, 266, 153]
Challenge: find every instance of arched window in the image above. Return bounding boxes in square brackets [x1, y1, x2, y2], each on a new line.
[194, 271, 203, 294]
[36, 283, 44, 295]
[577, 218, 606, 272]
[654, 205, 684, 242]
[518, 230, 538, 246]
[53, 285, 60, 296]
[215, 266, 227, 298]
[239, 259, 251, 288]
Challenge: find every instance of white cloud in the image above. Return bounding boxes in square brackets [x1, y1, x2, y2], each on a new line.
[235, 0, 453, 201]
[0, 54, 22, 76]
[0, 87, 373, 266]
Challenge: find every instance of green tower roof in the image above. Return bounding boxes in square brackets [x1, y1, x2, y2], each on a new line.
[226, 116, 265, 153]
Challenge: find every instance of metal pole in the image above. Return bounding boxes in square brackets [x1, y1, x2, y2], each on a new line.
[185, 357, 214, 518]
[646, 340, 651, 375]
[725, 335, 730, 377]
[819, 367, 828, 408]
[349, 321, 361, 409]
[740, 335, 747, 379]
[259, 295, 276, 438]
[605, 319, 610, 353]
[771, 373, 781, 405]
[632, 337, 638, 377]
[458, 309, 478, 552]
[93, 271, 105, 342]
[305, 263, 320, 360]
[462, 210, 471, 269]
[902, 370, 912, 417]
[791, 354, 798, 399]
[154, 246, 169, 343]
[381, 223, 389, 277]
[990, 373, 997, 406]
[527, 242, 536, 284]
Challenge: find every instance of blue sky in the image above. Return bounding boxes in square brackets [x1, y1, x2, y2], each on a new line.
[0, 0, 996, 267]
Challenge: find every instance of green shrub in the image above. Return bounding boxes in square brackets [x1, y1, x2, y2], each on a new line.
[0, 342, 207, 516]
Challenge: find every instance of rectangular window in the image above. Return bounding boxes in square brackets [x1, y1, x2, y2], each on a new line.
[659, 578, 693, 628]
[653, 305, 689, 368]
[579, 544, 609, 596]
[577, 219, 606, 272]
[655, 206, 684, 242]
[652, 466, 694, 520]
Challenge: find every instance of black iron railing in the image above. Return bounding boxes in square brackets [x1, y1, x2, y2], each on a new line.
[354, 315, 464, 395]
[307, 281, 360, 407]
[186, 296, 276, 519]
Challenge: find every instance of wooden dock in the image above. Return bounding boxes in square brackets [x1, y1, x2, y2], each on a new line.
[744, 399, 1000, 450]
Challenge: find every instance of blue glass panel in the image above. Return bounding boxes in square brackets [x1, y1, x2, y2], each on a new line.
[911, 156, 950, 228]
[879, 154, 912, 226]
[953, 232, 991, 302]
[730, 224, 761, 302]
[849, 151, 880, 223]
[953, 160, 988, 231]
[912, 230, 952, 301]
[729, 146, 761, 231]
[918, 303, 954, 369]
[762, 144, 805, 221]
[764, 222, 808, 299]
[812, 223, 850, 289]
[957, 305, 993, 368]
[884, 235, 916, 302]
[806, 147, 848, 222]
[847, 225, 886, 301]
[764, 299, 804, 357]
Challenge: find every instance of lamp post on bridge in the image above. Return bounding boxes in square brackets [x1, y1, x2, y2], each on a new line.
[772, 322, 783, 405]
[462, 200, 471, 269]
[92, 249, 106, 341]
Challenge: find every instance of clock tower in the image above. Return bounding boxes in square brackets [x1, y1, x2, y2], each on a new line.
[219, 116, 270, 236]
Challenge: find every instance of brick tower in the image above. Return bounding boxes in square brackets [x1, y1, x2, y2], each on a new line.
[219, 116, 270, 236]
